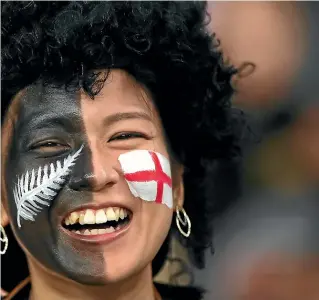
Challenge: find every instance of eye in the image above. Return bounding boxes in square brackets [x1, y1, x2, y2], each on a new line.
[30, 141, 70, 153]
[109, 132, 146, 142]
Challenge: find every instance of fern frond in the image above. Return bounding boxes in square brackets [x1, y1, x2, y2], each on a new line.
[14, 145, 83, 228]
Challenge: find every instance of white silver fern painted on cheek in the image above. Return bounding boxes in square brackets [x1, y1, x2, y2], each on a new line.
[13, 145, 84, 228]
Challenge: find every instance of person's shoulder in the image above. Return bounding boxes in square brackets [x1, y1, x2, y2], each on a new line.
[155, 282, 205, 300]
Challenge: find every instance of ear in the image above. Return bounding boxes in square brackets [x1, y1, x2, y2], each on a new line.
[1, 92, 22, 229]
[172, 164, 184, 208]
[1, 203, 9, 227]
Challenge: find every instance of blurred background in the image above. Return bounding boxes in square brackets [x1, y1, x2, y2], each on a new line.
[194, 2, 319, 299]
[156, 2, 319, 299]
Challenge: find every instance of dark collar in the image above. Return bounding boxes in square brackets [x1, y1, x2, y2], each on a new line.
[154, 282, 204, 300]
[8, 280, 204, 300]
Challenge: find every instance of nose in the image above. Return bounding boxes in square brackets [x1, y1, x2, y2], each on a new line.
[68, 146, 120, 192]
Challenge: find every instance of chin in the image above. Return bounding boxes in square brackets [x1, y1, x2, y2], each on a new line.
[68, 265, 146, 286]
[101, 255, 150, 284]
[67, 273, 110, 286]
[55, 251, 149, 286]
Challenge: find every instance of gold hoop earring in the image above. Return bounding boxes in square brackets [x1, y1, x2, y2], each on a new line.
[1, 225, 9, 255]
[175, 206, 191, 238]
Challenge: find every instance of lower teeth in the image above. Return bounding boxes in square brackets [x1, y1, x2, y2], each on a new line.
[72, 225, 124, 235]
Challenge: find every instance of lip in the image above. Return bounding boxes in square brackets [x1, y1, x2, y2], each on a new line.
[60, 217, 132, 245]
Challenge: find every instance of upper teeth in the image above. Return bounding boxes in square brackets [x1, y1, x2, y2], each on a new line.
[64, 207, 128, 226]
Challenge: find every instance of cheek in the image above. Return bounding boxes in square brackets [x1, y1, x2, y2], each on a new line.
[117, 149, 174, 256]
[6, 147, 84, 229]
[154, 209, 172, 250]
[4, 140, 42, 228]
[141, 203, 173, 252]
[118, 150, 173, 208]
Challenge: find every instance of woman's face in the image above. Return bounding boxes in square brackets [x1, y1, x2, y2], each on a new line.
[2, 70, 182, 284]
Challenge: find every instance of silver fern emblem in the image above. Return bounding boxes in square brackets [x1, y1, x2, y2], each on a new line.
[13, 145, 84, 228]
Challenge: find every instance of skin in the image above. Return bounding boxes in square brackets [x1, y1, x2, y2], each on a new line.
[2, 70, 184, 300]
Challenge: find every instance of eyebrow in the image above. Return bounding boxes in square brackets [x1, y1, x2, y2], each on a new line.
[102, 111, 153, 127]
[19, 112, 79, 131]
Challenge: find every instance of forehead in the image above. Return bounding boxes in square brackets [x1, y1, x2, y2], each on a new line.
[17, 70, 154, 123]
[18, 80, 78, 117]
[80, 71, 154, 117]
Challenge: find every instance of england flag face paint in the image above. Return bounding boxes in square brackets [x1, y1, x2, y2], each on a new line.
[118, 150, 173, 209]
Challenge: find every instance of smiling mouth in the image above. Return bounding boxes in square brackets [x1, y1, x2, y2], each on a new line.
[62, 207, 132, 236]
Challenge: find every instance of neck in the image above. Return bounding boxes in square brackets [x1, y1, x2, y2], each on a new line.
[27, 257, 156, 300]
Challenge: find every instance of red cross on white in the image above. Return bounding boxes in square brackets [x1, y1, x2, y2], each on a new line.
[118, 150, 173, 208]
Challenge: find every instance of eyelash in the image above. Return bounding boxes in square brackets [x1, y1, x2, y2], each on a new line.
[109, 132, 147, 142]
[29, 132, 146, 151]
[30, 141, 69, 150]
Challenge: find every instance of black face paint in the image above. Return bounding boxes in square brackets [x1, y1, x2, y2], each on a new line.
[5, 83, 106, 284]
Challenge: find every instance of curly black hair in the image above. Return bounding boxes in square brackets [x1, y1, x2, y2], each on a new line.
[1, 1, 242, 270]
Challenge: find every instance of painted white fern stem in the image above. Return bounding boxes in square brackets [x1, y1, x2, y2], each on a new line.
[13, 145, 84, 228]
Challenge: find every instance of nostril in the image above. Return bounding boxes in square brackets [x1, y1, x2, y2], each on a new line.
[79, 182, 89, 189]
[69, 166, 119, 192]
[69, 172, 116, 192]
[68, 176, 91, 191]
